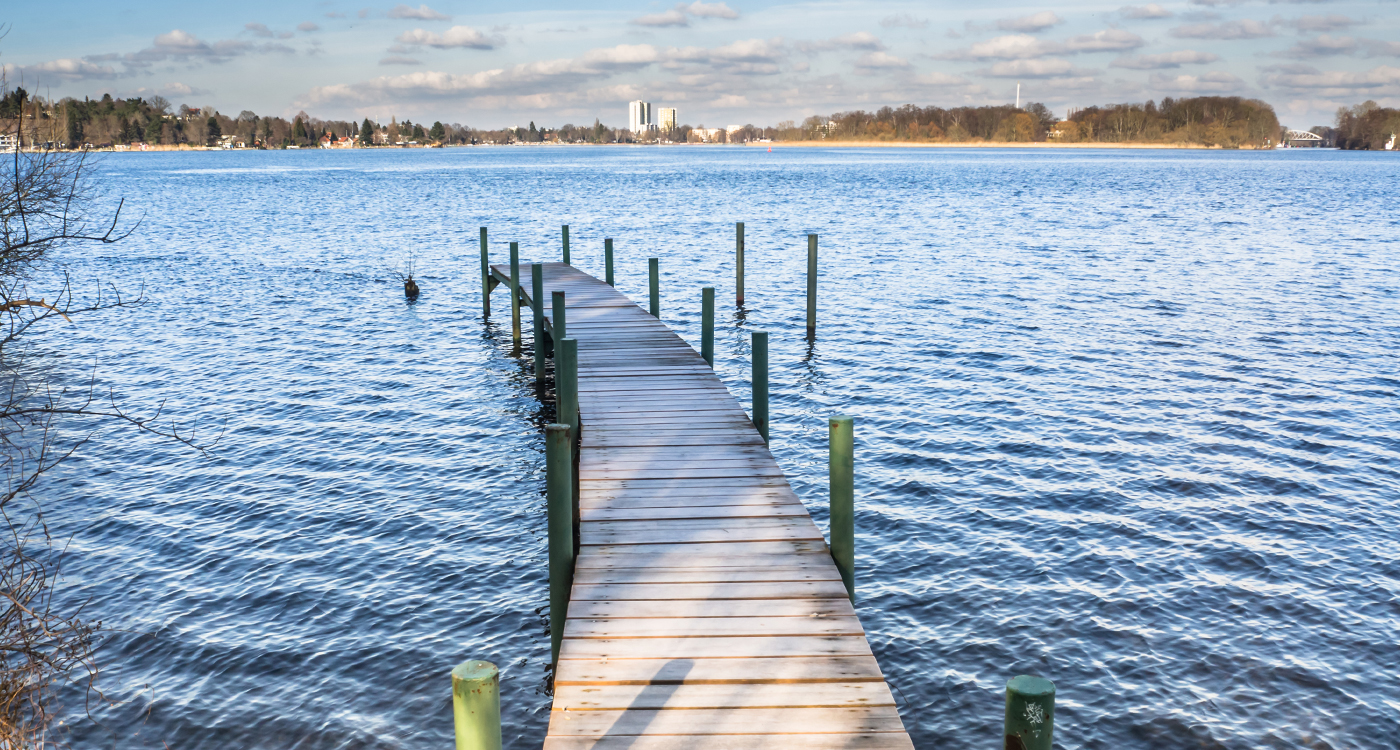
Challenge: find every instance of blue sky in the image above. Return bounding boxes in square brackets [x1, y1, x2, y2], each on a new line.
[4, 1, 1398, 129]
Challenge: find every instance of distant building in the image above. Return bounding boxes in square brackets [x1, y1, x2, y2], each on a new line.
[692, 128, 723, 143]
[659, 107, 677, 131]
[629, 100, 654, 133]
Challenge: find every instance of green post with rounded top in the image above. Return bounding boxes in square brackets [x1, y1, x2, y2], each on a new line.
[552, 290, 567, 343]
[736, 222, 745, 305]
[604, 239, 614, 286]
[807, 234, 817, 333]
[479, 227, 489, 318]
[1004, 676, 1055, 750]
[829, 415, 854, 602]
[701, 286, 715, 366]
[509, 242, 521, 345]
[648, 257, 660, 318]
[562, 225, 570, 265]
[557, 337, 578, 439]
[545, 423, 574, 664]
[752, 330, 768, 443]
[451, 659, 501, 750]
[532, 263, 545, 380]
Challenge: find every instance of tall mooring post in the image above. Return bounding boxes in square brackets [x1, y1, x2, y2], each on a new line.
[751, 331, 768, 443]
[479, 227, 490, 318]
[552, 291, 567, 342]
[648, 257, 660, 318]
[451, 660, 502, 750]
[532, 263, 545, 380]
[1004, 676, 1055, 750]
[736, 222, 745, 305]
[556, 337, 578, 441]
[562, 225, 570, 265]
[604, 239, 615, 286]
[545, 423, 573, 664]
[807, 234, 818, 334]
[829, 415, 854, 602]
[701, 287, 715, 366]
[509, 242, 521, 346]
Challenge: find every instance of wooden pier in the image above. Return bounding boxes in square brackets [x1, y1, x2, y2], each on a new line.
[489, 262, 913, 750]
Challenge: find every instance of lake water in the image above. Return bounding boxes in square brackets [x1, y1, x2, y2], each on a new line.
[40, 146, 1398, 749]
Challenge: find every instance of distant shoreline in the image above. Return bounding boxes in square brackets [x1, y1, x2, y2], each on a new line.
[750, 140, 1247, 150]
[73, 140, 1272, 153]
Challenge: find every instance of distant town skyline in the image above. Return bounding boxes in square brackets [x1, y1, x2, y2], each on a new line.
[4, 0, 1398, 129]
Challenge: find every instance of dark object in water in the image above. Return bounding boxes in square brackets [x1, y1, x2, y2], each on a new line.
[404, 276, 420, 299]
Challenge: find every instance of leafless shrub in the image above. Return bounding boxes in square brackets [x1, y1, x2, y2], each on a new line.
[0, 115, 219, 747]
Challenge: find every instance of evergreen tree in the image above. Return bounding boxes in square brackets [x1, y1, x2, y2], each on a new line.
[429, 121, 446, 142]
[412, 123, 425, 139]
[145, 116, 162, 144]
[359, 118, 375, 146]
[65, 108, 83, 148]
[529, 121, 539, 142]
[206, 116, 222, 145]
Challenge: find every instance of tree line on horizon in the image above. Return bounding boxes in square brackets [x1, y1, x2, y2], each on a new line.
[1, 87, 1396, 151]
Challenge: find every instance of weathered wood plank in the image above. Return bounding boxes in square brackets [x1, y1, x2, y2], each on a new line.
[563, 616, 865, 639]
[554, 682, 896, 710]
[557, 635, 875, 660]
[566, 598, 854, 619]
[554, 655, 888, 685]
[572, 567, 841, 585]
[546, 706, 906, 736]
[544, 734, 915, 750]
[569, 580, 850, 601]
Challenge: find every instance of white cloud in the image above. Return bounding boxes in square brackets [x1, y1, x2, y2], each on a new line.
[633, 8, 689, 27]
[1112, 50, 1220, 69]
[1064, 29, 1145, 52]
[997, 12, 1064, 33]
[1260, 64, 1400, 96]
[687, 2, 739, 19]
[380, 56, 423, 65]
[1120, 5, 1173, 20]
[1275, 15, 1357, 33]
[941, 34, 1060, 60]
[880, 13, 928, 29]
[1272, 35, 1360, 58]
[1148, 71, 1247, 93]
[979, 59, 1090, 78]
[387, 4, 451, 21]
[298, 22, 320, 32]
[854, 51, 911, 74]
[396, 26, 498, 50]
[1171, 20, 1274, 39]
[2, 58, 119, 82]
[631, 1, 739, 27]
[797, 32, 885, 53]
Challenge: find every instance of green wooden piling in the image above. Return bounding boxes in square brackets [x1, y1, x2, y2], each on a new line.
[552, 291, 567, 342]
[451, 660, 502, 750]
[479, 227, 489, 318]
[545, 423, 573, 664]
[605, 239, 614, 286]
[807, 234, 817, 333]
[829, 415, 854, 602]
[562, 225, 570, 265]
[701, 286, 715, 366]
[736, 222, 745, 305]
[557, 337, 578, 439]
[509, 242, 521, 345]
[649, 258, 660, 318]
[752, 331, 768, 443]
[532, 263, 545, 380]
[1004, 676, 1055, 750]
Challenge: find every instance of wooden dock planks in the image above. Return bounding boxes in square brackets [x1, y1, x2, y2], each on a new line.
[489, 262, 911, 750]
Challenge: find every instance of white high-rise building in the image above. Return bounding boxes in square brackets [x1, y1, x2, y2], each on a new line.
[628, 101, 653, 133]
[658, 107, 677, 131]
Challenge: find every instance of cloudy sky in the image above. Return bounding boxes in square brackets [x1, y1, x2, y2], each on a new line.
[4, 1, 1398, 129]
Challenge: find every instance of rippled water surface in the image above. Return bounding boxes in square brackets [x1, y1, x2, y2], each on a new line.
[42, 146, 1398, 749]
